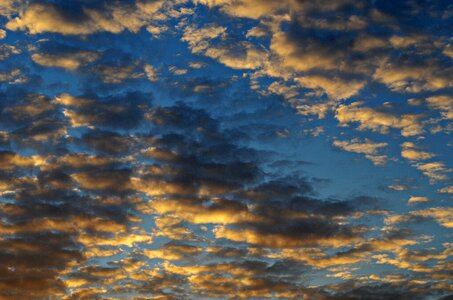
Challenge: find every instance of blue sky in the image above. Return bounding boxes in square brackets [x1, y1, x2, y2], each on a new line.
[0, 0, 452, 299]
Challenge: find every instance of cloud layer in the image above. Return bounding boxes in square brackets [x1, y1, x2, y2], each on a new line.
[0, 0, 452, 298]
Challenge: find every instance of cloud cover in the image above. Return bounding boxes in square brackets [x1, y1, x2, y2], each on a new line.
[0, 0, 452, 299]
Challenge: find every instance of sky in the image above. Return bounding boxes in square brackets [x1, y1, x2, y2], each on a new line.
[0, 0, 452, 299]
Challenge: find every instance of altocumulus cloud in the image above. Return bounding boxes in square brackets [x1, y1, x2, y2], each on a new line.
[0, 0, 452, 299]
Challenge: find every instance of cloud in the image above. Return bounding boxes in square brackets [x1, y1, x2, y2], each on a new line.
[296, 75, 365, 100]
[0, 89, 153, 297]
[210, 183, 366, 249]
[168, 66, 187, 75]
[267, 231, 417, 268]
[398, 142, 448, 182]
[407, 196, 429, 204]
[386, 207, 453, 228]
[333, 138, 388, 165]
[400, 142, 434, 161]
[203, 42, 267, 70]
[335, 102, 423, 137]
[415, 162, 450, 182]
[149, 198, 262, 224]
[163, 260, 304, 298]
[0, 68, 25, 84]
[0, 159, 134, 298]
[144, 242, 202, 261]
[297, 101, 334, 119]
[323, 283, 425, 300]
[6, 1, 165, 35]
[214, 224, 362, 248]
[353, 34, 388, 52]
[57, 92, 149, 129]
[0, 231, 81, 298]
[0, 44, 21, 61]
[193, 0, 283, 19]
[426, 95, 453, 119]
[55, 93, 95, 107]
[438, 186, 453, 194]
[182, 24, 266, 70]
[389, 35, 426, 48]
[79, 130, 135, 155]
[72, 169, 133, 192]
[0, 82, 447, 300]
[270, 30, 346, 73]
[182, 24, 226, 52]
[303, 126, 325, 137]
[0, 151, 46, 170]
[129, 105, 372, 268]
[2, 1, 453, 298]
[373, 59, 453, 93]
[246, 26, 269, 38]
[92, 62, 144, 84]
[2, 94, 55, 121]
[144, 64, 158, 81]
[0, 0, 18, 17]
[0, 93, 68, 147]
[388, 184, 410, 191]
[31, 51, 100, 70]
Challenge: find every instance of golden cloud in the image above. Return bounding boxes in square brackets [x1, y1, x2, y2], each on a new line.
[333, 138, 388, 165]
[6, 2, 165, 35]
[336, 102, 423, 137]
[31, 51, 100, 70]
